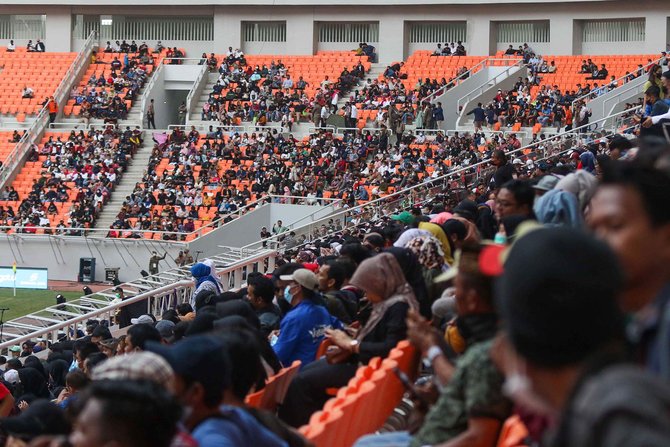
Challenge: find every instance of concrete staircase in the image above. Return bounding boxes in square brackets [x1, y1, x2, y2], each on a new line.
[190, 72, 220, 120]
[92, 134, 156, 233]
[335, 63, 386, 110]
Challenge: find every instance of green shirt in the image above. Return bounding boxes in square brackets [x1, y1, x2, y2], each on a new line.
[411, 339, 512, 447]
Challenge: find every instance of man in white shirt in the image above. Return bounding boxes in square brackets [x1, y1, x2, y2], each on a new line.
[349, 103, 358, 128]
[21, 86, 34, 99]
[7, 40, 15, 52]
[282, 75, 294, 91]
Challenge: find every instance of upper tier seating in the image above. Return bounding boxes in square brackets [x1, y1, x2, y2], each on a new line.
[0, 48, 76, 121]
[64, 48, 179, 119]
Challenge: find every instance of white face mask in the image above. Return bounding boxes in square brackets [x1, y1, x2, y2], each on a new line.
[502, 356, 554, 417]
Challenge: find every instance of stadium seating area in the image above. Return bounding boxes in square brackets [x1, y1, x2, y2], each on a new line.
[63, 48, 177, 119]
[199, 51, 370, 127]
[0, 48, 76, 120]
[2, 23, 669, 447]
[0, 127, 140, 233]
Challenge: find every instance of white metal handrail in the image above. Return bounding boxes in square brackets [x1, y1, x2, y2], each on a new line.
[186, 63, 210, 123]
[572, 57, 662, 106]
[456, 59, 525, 111]
[423, 57, 521, 104]
[0, 248, 276, 349]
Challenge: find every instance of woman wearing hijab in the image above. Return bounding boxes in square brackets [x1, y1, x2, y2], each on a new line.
[533, 189, 583, 228]
[279, 253, 418, 427]
[189, 262, 221, 309]
[384, 247, 431, 318]
[202, 258, 224, 291]
[17, 367, 51, 402]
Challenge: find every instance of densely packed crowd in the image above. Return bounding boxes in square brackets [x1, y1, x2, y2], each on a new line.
[0, 126, 141, 234]
[69, 49, 155, 123]
[199, 51, 367, 129]
[3, 128, 670, 447]
[106, 123, 571, 238]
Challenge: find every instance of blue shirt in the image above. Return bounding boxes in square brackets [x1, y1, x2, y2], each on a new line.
[273, 299, 341, 368]
[192, 406, 287, 447]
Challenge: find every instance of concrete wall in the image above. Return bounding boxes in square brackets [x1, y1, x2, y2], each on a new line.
[0, 234, 184, 282]
[0, 1, 667, 62]
[143, 65, 168, 128]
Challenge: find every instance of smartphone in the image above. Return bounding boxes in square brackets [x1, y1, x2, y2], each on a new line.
[392, 366, 429, 406]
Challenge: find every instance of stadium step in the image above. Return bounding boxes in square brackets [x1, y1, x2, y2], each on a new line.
[92, 134, 157, 232]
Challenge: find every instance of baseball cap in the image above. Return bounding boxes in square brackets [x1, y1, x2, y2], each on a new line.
[0, 400, 70, 439]
[496, 227, 624, 367]
[9, 346, 20, 353]
[390, 211, 414, 225]
[146, 335, 230, 391]
[532, 175, 560, 192]
[280, 268, 319, 291]
[131, 314, 155, 325]
[155, 320, 175, 339]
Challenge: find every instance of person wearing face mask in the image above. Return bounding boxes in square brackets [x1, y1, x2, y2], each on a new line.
[271, 269, 342, 370]
[355, 244, 511, 447]
[280, 254, 418, 428]
[147, 335, 287, 447]
[496, 227, 670, 447]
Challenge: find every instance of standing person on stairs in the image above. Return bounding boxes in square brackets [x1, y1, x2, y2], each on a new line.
[147, 99, 156, 129]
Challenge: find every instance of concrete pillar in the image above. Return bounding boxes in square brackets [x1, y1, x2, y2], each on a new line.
[645, 14, 667, 54]
[286, 14, 315, 55]
[45, 6, 72, 52]
[378, 16, 404, 63]
[548, 17, 576, 55]
[467, 17, 490, 56]
[214, 6, 241, 53]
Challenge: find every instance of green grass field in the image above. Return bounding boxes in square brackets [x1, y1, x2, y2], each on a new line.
[0, 289, 83, 321]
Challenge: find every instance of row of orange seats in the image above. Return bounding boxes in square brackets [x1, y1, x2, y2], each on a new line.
[298, 340, 417, 447]
[0, 48, 76, 115]
[65, 49, 177, 117]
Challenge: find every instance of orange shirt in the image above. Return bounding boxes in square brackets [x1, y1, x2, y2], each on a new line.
[48, 100, 58, 114]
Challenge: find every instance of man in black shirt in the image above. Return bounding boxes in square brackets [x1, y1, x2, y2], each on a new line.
[489, 150, 515, 190]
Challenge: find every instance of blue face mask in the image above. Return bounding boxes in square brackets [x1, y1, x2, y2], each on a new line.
[283, 285, 294, 305]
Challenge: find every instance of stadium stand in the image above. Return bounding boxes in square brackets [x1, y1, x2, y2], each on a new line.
[0, 7, 670, 446]
[0, 127, 141, 233]
[63, 47, 178, 120]
[0, 48, 76, 120]
[198, 51, 370, 127]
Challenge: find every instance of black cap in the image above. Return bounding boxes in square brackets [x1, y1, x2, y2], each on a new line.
[91, 325, 112, 340]
[453, 200, 478, 221]
[146, 335, 230, 391]
[496, 228, 625, 367]
[0, 400, 70, 439]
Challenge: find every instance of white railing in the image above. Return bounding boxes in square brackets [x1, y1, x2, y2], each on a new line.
[572, 57, 662, 107]
[0, 31, 98, 189]
[422, 57, 488, 104]
[244, 106, 639, 251]
[456, 59, 525, 111]
[186, 63, 210, 123]
[0, 248, 276, 349]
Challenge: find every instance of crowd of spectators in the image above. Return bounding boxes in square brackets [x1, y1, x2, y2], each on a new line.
[464, 49, 662, 133]
[2, 128, 670, 447]
[69, 48, 157, 123]
[104, 121, 572, 240]
[0, 126, 141, 234]
[198, 50, 367, 129]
